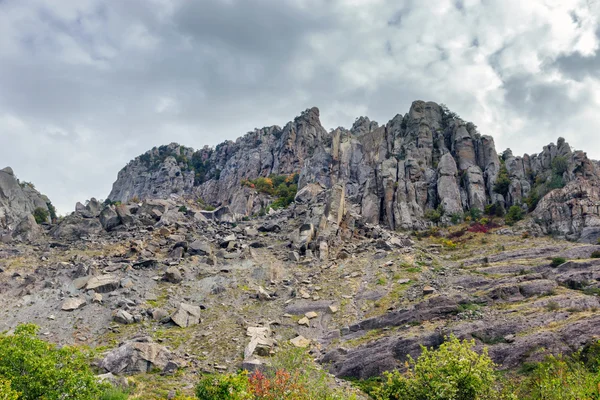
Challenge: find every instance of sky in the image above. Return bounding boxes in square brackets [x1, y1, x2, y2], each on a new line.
[1, 0, 600, 214]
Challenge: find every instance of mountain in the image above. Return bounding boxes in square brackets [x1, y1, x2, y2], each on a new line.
[108, 101, 600, 243]
[3, 101, 600, 398]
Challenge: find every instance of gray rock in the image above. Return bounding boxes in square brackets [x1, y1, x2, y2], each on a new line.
[0, 167, 51, 230]
[12, 214, 43, 242]
[171, 303, 201, 327]
[113, 309, 135, 324]
[164, 266, 183, 283]
[100, 336, 176, 374]
[189, 239, 212, 256]
[86, 275, 121, 293]
[61, 297, 86, 311]
[99, 207, 121, 231]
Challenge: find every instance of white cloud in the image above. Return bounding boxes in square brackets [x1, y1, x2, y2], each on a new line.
[0, 0, 599, 214]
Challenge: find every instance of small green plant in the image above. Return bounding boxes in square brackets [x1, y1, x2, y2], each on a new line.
[99, 387, 129, 400]
[373, 335, 497, 400]
[450, 213, 463, 224]
[469, 208, 482, 221]
[196, 372, 252, 400]
[550, 257, 567, 267]
[505, 205, 524, 226]
[546, 301, 560, 311]
[425, 205, 444, 224]
[591, 251, 600, 259]
[32, 207, 49, 224]
[178, 205, 188, 213]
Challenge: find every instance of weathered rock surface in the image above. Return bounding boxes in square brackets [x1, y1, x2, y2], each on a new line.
[171, 303, 201, 327]
[101, 337, 177, 374]
[105, 102, 600, 241]
[0, 167, 52, 230]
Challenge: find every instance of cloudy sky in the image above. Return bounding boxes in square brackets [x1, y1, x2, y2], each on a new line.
[1, 0, 600, 214]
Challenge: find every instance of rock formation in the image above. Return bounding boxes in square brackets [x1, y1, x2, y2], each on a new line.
[0, 167, 53, 230]
[107, 101, 600, 243]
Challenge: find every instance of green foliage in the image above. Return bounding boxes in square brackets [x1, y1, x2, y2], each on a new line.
[425, 205, 444, 224]
[551, 156, 569, 175]
[196, 372, 252, 400]
[242, 174, 299, 210]
[0, 324, 105, 400]
[485, 203, 505, 218]
[547, 173, 565, 190]
[0, 378, 19, 400]
[592, 251, 600, 259]
[505, 205, 524, 226]
[450, 213, 463, 225]
[493, 163, 511, 197]
[99, 387, 129, 400]
[46, 201, 57, 222]
[550, 257, 567, 267]
[374, 335, 497, 400]
[32, 207, 49, 224]
[195, 347, 355, 400]
[469, 208, 482, 221]
[511, 355, 600, 400]
[178, 205, 188, 213]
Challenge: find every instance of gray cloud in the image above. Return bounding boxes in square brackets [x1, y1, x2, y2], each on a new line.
[1, 0, 599, 214]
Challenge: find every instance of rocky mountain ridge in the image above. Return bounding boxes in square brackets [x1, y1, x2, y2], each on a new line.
[108, 101, 600, 243]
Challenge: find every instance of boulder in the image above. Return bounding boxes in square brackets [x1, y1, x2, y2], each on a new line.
[113, 309, 135, 324]
[86, 275, 121, 293]
[189, 239, 212, 256]
[171, 303, 201, 327]
[12, 215, 42, 242]
[100, 337, 177, 374]
[61, 297, 86, 311]
[99, 207, 121, 231]
[164, 266, 183, 283]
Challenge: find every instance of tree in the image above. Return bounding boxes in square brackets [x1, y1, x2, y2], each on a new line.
[0, 324, 105, 400]
[375, 335, 497, 400]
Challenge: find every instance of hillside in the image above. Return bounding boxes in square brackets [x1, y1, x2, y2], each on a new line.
[1, 101, 600, 398]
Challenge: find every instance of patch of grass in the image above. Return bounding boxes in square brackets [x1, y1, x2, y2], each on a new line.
[546, 301, 560, 311]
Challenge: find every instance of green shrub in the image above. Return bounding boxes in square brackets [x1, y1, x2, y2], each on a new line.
[469, 208, 482, 221]
[512, 355, 600, 400]
[374, 335, 497, 400]
[46, 201, 58, 222]
[178, 205, 188, 213]
[493, 164, 511, 196]
[551, 156, 569, 175]
[550, 257, 567, 267]
[505, 205, 524, 226]
[0, 324, 105, 399]
[99, 387, 129, 400]
[450, 213, 463, 224]
[195, 372, 252, 400]
[32, 207, 49, 224]
[425, 205, 444, 224]
[0, 378, 19, 400]
[592, 251, 600, 259]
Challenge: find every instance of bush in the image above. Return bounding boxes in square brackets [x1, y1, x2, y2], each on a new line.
[0, 324, 105, 400]
[469, 208, 482, 221]
[178, 205, 188, 213]
[374, 335, 497, 400]
[0, 378, 19, 400]
[550, 257, 567, 267]
[505, 205, 524, 226]
[450, 213, 463, 224]
[196, 372, 252, 400]
[196, 347, 354, 400]
[493, 164, 511, 196]
[485, 203, 505, 218]
[592, 251, 600, 259]
[512, 355, 600, 400]
[425, 205, 444, 224]
[551, 156, 569, 175]
[99, 387, 129, 400]
[32, 207, 49, 224]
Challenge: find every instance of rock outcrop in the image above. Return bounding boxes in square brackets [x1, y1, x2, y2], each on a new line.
[106, 101, 600, 242]
[0, 167, 52, 230]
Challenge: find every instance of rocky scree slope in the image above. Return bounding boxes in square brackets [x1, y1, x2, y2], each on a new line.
[3, 192, 600, 397]
[108, 101, 600, 243]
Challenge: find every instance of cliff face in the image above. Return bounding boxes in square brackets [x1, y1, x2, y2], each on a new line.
[0, 167, 51, 229]
[107, 101, 600, 242]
